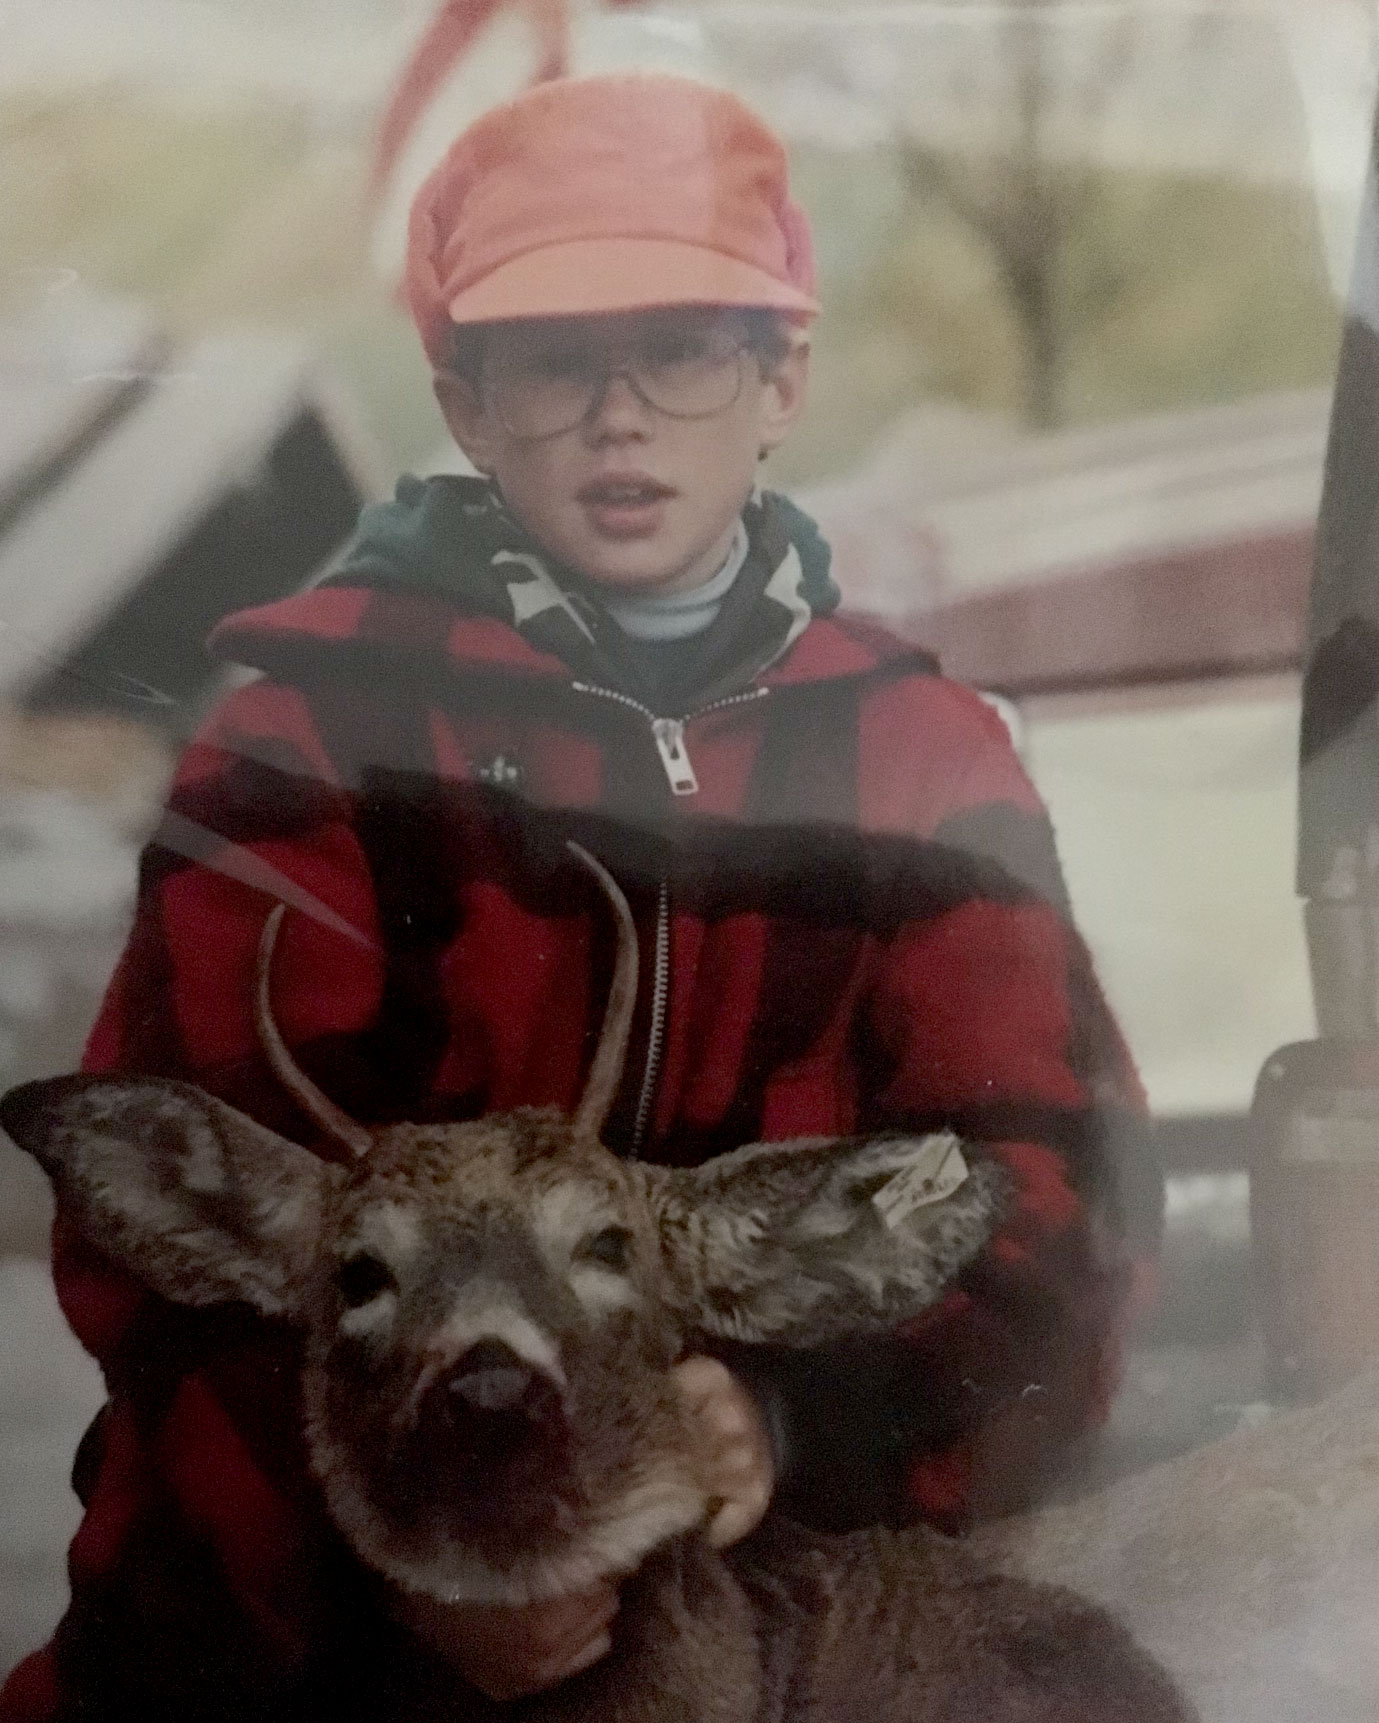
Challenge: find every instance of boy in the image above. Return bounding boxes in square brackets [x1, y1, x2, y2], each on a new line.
[1, 73, 1159, 1720]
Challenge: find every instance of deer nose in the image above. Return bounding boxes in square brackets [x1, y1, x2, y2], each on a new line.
[447, 1339, 537, 1413]
[413, 1339, 568, 1460]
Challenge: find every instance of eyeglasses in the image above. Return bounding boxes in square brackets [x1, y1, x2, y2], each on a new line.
[480, 325, 751, 441]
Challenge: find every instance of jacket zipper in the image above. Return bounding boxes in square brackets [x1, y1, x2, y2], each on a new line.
[569, 682, 769, 797]
[571, 681, 769, 1151]
[632, 879, 671, 1151]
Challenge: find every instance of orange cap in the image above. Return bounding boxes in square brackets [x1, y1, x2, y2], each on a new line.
[405, 72, 819, 369]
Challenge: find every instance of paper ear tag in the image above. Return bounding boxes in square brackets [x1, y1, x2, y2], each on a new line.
[872, 1133, 970, 1229]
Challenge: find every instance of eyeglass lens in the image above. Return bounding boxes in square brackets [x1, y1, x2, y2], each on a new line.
[485, 326, 747, 439]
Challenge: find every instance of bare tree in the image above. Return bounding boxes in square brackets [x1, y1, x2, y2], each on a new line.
[894, 0, 1142, 429]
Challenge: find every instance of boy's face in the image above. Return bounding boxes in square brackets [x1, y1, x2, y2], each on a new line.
[435, 307, 809, 597]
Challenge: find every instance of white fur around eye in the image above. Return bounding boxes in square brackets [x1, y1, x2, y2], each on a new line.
[354, 1201, 422, 1264]
[532, 1184, 610, 1260]
[339, 1289, 399, 1339]
[569, 1263, 639, 1315]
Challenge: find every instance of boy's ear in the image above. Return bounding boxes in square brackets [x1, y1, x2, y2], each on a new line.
[433, 371, 498, 475]
[756, 335, 809, 459]
[642, 1132, 1004, 1348]
[0, 1075, 342, 1320]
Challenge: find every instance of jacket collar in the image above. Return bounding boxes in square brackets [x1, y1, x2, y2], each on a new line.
[209, 475, 934, 701]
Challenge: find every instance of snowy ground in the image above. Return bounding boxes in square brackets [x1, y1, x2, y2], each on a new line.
[1027, 684, 1314, 1121]
[0, 781, 146, 1678]
[0, 1259, 102, 1679]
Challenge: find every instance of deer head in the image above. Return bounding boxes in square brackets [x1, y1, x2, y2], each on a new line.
[1, 845, 1004, 1608]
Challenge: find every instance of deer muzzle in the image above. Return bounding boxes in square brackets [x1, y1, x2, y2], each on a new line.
[445, 1339, 556, 1416]
[414, 1338, 568, 1464]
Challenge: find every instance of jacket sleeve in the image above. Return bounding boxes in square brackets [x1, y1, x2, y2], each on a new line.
[1, 678, 385, 1723]
[734, 701, 1162, 1535]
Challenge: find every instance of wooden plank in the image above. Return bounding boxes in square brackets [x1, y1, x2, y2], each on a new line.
[918, 525, 1315, 695]
[918, 414, 1324, 600]
[809, 391, 1328, 693]
[817, 390, 1329, 619]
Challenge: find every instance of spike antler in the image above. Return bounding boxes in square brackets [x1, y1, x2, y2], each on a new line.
[566, 842, 639, 1141]
[256, 904, 373, 1160]
[256, 843, 636, 1155]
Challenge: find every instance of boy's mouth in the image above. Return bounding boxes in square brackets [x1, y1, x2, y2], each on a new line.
[577, 475, 676, 538]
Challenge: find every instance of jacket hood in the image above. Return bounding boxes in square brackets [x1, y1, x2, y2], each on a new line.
[209, 474, 934, 701]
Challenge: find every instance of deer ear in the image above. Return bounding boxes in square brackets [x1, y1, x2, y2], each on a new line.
[1, 1075, 340, 1319]
[645, 1133, 1005, 1347]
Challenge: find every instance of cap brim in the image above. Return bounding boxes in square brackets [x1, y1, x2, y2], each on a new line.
[446, 236, 819, 325]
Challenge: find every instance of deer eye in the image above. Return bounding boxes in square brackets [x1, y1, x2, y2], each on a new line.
[580, 1227, 633, 1272]
[336, 1253, 397, 1308]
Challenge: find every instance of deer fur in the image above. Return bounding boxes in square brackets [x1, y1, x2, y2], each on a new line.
[0, 846, 1193, 1723]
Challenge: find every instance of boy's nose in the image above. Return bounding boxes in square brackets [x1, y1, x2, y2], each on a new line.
[584, 371, 653, 441]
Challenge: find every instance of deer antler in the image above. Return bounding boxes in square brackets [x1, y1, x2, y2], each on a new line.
[567, 842, 639, 1142]
[257, 904, 373, 1160]
[257, 848, 635, 1153]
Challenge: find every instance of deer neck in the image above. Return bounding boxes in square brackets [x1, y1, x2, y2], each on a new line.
[528, 1537, 763, 1723]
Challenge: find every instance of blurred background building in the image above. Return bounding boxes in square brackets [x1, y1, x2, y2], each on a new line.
[2, 0, 1376, 1678]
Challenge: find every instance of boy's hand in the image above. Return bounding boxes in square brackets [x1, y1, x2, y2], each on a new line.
[673, 1355, 776, 1548]
[391, 1583, 619, 1699]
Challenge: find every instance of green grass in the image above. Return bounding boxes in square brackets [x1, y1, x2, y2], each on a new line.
[1, 90, 309, 309]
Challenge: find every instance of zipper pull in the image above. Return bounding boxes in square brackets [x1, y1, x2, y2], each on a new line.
[651, 718, 699, 796]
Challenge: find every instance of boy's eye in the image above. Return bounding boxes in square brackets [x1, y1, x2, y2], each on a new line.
[644, 326, 744, 375]
[531, 347, 594, 381]
[643, 329, 727, 370]
[644, 334, 702, 366]
[579, 1227, 633, 1272]
[336, 1253, 397, 1307]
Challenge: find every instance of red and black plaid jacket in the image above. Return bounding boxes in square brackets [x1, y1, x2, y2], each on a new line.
[2, 572, 1159, 1721]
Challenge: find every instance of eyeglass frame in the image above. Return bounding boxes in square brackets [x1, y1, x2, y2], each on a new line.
[475, 331, 756, 443]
